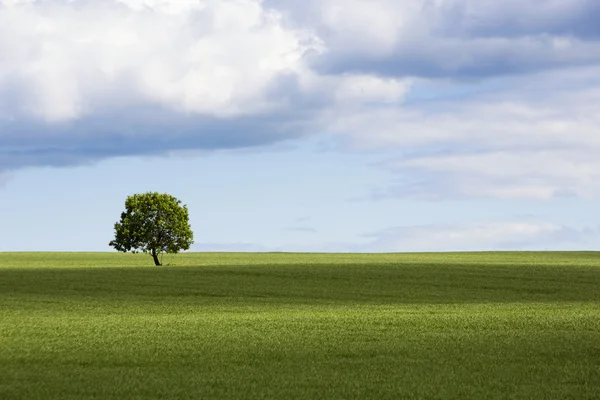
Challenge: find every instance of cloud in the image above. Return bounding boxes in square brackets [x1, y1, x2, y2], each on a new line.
[0, 0, 320, 120]
[294, 0, 600, 78]
[0, 0, 323, 171]
[0, 0, 415, 173]
[326, 66, 600, 200]
[0, 171, 10, 187]
[434, 0, 600, 39]
[385, 150, 600, 200]
[0, 106, 313, 170]
[361, 221, 596, 252]
[2, 0, 600, 207]
[189, 221, 596, 253]
[266, 1, 600, 201]
[285, 226, 317, 233]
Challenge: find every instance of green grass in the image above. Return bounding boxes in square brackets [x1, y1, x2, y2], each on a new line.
[1, 252, 600, 399]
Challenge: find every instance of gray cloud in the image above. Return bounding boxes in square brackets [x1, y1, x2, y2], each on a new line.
[273, 0, 600, 79]
[317, 39, 600, 79]
[0, 105, 313, 171]
[434, 0, 600, 39]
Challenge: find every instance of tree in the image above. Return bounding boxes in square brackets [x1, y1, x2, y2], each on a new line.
[109, 192, 194, 265]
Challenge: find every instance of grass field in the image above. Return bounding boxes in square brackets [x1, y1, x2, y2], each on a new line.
[1, 252, 600, 399]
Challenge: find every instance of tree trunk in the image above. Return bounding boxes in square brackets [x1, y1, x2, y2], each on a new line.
[151, 249, 161, 266]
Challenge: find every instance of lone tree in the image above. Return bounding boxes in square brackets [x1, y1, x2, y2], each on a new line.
[109, 192, 194, 266]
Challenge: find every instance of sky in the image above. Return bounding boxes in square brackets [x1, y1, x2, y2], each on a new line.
[1, 0, 600, 252]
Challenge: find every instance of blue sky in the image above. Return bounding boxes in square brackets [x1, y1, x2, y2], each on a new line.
[1, 0, 600, 252]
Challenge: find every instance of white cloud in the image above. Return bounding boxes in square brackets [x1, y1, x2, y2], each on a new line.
[114, 0, 204, 14]
[333, 74, 411, 104]
[316, 0, 416, 56]
[198, 220, 596, 252]
[323, 65, 600, 199]
[363, 221, 593, 252]
[0, 0, 321, 121]
[387, 150, 600, 199]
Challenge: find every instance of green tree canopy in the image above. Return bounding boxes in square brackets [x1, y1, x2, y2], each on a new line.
[109, 192, 194, 265]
